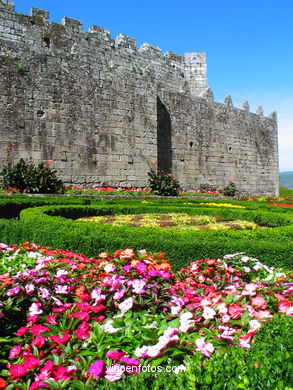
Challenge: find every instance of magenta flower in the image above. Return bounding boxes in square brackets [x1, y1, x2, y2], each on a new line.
[46, 315, 57, 325]
[9, 345, 22, 359]
[75, 321, 91, 340]
[32, 336, 46, 348]
[30, 324, 50, 336]
[89, 360, 104, 379]
[16, 326, 28, 336]
[7, 286, 20, 296]
[9, 364, 27, 380]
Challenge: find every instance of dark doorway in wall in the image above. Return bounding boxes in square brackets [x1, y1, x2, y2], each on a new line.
[157, 97, 172, 174]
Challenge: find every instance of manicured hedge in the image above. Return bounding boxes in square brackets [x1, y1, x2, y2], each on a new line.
[0, 199, 291, 270]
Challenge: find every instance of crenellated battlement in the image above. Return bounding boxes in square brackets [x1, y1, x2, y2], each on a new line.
[0, 0, 207, 97]
[0, 0, 279, 195]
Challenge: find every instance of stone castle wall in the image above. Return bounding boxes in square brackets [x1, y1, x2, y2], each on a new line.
[0, 0, 279, 195]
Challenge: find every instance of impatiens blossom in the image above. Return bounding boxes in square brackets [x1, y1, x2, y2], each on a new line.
[29, 302, 43, 316]
[106, 350, 126, 360]
[7, 286, 20, 296]
[179, 311, 195, 333]
[202, 306, 216, 320]
[55, 285, 70, 294]
[30, 324, 50, 336]
[118, 297, 133, 314]
[128, 279, 146, 294]
[91, 288, 106, 303]
[105, 364, 124, 382]
[39, 288, 50, 299]
[89, 360, 104, 379]
[113, 289, 125, 300]
[25, 284, 35, 294]
[9, 345, 22, 359]
[104, 263, 116, 273]
[195, 337, 214, 357]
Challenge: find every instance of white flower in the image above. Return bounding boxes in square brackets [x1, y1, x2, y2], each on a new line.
[101, 320, 122, 333]
[202, 307, 216, 320]
[243, 267, 251, 273]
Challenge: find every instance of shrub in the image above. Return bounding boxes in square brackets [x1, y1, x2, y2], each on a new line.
[222, 181, 237, 197]
[0, 159, 64, 193]
[147, 166, 180, 196]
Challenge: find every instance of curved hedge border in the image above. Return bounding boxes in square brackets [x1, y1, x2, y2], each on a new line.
[0, 196, 292, 270]
[6, 202, 290, 269]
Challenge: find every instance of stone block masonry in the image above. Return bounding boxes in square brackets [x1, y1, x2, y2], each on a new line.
[0, 0, 279, 195]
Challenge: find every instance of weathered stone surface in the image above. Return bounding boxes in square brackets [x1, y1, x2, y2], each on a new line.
[0, 0, 279, 195]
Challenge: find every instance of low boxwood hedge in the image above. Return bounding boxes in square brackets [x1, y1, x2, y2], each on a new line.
[0, 199, 291, 270]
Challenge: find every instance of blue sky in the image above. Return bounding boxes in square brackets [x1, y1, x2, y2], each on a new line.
[16, 0, 293, 171]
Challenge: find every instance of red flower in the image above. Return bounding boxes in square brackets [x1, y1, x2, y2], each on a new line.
[0, 378, 7, 389]
[106, 350, 126, 360]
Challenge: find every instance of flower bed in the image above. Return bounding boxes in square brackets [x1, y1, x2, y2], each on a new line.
[0, 243, 292, 389]
[268, 203, 293, 208]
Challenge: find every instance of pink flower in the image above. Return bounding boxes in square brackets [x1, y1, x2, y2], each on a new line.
[73, 312, 90, 321]
[228, 303, 245, 319]
[7, 286, 20, 296]
[25, 284, 35, 294]
[118, 297, 133, 314]
[30, 324, 50, 336]
[216, 326, 236, 341]
[113, 289, 125, 300]
[195, 337, 214, 357]
[28, 380, 49, 389]
[75, 321, 91, 340]
[278, 300, 292, 313]
[32, 336, 46, 348]
[49, 332, 71, 345]
[9, 364, 27, 380]
[55, 285, 70, 294]
[16, 326, 28, 336]
[46, 315, 57, 325]
[39, 288, 50, 299]
[251, 295, 266, 309]
[129, 279, 146, 294]
[254, 310, 273, 320]
[106, 350, 126, 360]
[23, 356, 41, 370]
[105, 364, 123, 382]
[238, 331, 254, 349]
[89, 360, 104, 379]
[9, 345, 22, 359]
[52, 366, 71, 380]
